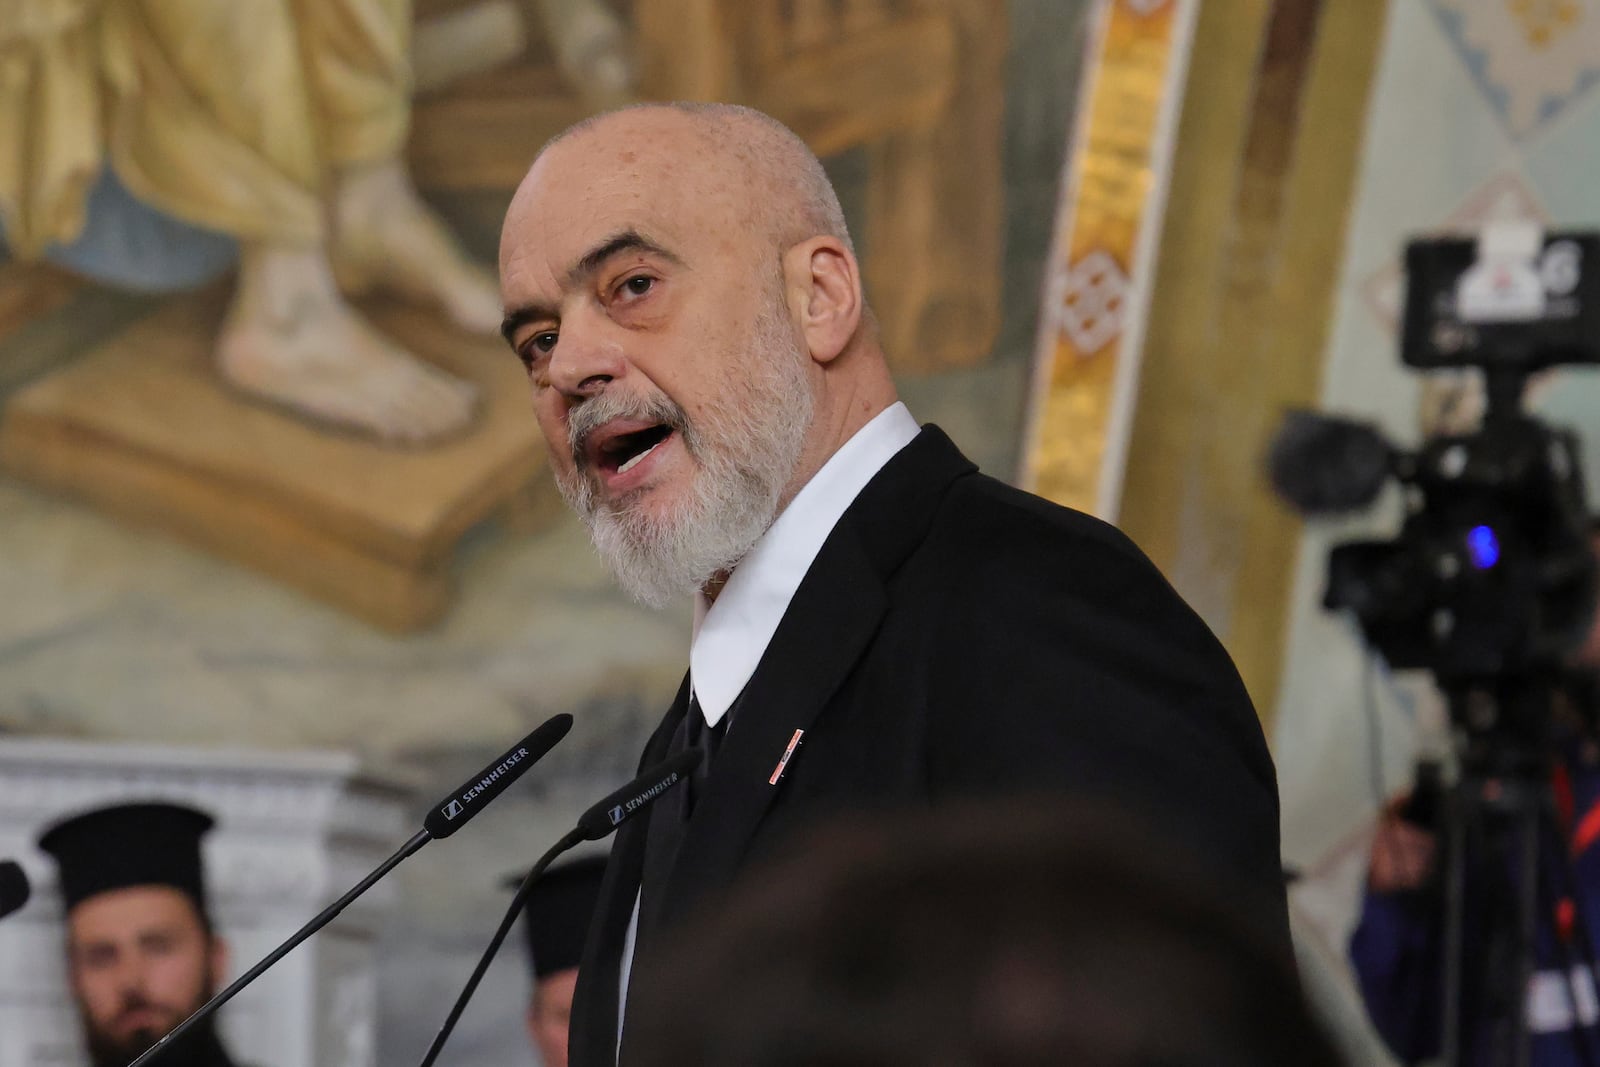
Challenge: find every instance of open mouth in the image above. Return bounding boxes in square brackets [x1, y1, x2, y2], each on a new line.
[595, 423, 674, 476]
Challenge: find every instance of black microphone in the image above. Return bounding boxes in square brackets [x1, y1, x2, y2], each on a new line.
[415, 750, 701, 1067]
[425, 714, 574, 838]
[577, 749, 702, 839]
[0, 860, 30, 921]
[1268, 409, 1397, 515]
[129, 714, 573, 1067]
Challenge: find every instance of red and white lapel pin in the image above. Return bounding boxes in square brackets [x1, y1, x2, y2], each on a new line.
[769, 729, 805, 785]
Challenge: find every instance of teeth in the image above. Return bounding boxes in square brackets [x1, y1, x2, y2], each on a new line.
[616, 438, 663, 475]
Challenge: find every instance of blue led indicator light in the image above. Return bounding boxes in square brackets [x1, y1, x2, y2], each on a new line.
[1466, 525, 1500, 570]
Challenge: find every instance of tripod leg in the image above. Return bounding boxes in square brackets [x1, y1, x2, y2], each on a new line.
[1462, 786, 1540, 1067]
[1537, 797, 1600, 1067]
[1513, 796, 1542, 1067]
[1443, 780, 1471, 1067]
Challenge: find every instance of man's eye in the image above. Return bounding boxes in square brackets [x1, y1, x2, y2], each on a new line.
[79, 947, 116, 969]
[621, 275, 653, 297]
[516, 332, 557, 371]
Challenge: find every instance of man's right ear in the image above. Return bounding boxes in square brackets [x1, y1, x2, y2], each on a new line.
[782, 236, 863, 367]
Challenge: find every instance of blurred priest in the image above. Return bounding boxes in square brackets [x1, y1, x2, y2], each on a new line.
[38, 802, 252, 1067]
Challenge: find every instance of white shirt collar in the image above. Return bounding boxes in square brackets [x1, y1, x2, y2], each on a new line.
[689, 402, 919, 727]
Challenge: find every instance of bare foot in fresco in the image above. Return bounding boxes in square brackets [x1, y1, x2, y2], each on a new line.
[539, 0, 636, 106]
[218, 244, 480, 445]
[331, 159, 503, 335]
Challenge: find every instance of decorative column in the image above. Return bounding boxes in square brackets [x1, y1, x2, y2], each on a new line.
[1021, 0, 1199, 519]
[0, 738, 412, 1067]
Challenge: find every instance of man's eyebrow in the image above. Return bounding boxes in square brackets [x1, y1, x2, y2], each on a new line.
[499, 230, 680, 349]
[500, 302, 553, 349]
[565, 230, 680, 288]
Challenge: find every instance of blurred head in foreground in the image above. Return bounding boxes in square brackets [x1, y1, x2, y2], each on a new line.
[517, 854, 608, 1067]
[38, 801, 233, 1067]
[627, 800, 1340, 1067]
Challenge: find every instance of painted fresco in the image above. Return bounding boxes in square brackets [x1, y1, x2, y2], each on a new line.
[0, 0, 1091, 761]
[0, 2, 1092, 1062]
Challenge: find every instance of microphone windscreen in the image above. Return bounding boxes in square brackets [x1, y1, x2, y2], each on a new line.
[1268, 410, 1394, 515]
[425, 714, 574, 839]
[578, 750, 701, 841]
[0, 861, 30, 920]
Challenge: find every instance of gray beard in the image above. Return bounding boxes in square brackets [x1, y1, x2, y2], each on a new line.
[557, 308, 814, 609]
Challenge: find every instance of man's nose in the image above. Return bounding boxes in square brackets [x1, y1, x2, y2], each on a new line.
[113, 962, 149, 1005]
[547, 317, 626, 399]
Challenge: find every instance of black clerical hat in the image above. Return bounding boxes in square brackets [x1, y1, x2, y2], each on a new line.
[510, 854, 608, 979]
[37, 802, 215, 913]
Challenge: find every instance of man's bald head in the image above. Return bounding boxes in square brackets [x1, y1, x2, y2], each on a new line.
[528, 102, 854, 260]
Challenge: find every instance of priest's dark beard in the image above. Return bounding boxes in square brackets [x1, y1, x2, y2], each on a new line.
[84, 982, 231, 1067]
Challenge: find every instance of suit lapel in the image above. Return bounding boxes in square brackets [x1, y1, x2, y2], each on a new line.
[658, 527, 887, 922]
[655, 425, 975, 925]
[571, 675, 689, 1067]
[605, 427, 976, 1065]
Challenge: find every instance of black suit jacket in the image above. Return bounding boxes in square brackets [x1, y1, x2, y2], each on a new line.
[569, 426, 1288, 1067]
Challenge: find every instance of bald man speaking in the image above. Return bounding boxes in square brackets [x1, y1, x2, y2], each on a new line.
[498, 103, 1288, 1067]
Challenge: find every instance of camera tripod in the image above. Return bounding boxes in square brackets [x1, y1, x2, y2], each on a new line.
[1436, 680, 1600, 1067]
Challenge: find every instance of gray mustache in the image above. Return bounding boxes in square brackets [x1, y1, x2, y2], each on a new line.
[568, 392, 688, 467]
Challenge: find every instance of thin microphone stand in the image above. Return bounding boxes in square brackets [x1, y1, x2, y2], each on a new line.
[415, 827, 586, 1067]
[130, 830, 431, 1067]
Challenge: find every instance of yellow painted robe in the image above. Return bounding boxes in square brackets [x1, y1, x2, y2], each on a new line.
[0, 0, 410, 257]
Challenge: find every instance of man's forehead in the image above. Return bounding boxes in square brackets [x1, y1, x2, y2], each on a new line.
[506, 190, 656, 288]
[542, 108, 724, 178]
[505, 123, 760, 269]
[68, 885, 200, 936]
[544, 116, 715, 195]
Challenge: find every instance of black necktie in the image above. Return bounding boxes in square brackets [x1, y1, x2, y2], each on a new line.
[622, 694, 732, 1063]
[638, 695, 723, 938]
[681, 696, 724, 815]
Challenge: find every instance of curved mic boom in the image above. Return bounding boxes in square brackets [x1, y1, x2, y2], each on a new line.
[129, 714, 573, 1067]
[415, 750, 701, 1067]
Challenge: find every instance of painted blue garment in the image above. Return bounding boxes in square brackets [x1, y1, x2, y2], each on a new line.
[0, 167, 236, 292]
[1351, 753, 1600, 1067]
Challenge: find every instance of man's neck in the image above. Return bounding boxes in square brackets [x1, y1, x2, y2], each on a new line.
[701, 570, 731, 605]
[695, 397, 904, 608]
[788, 394, 894, 505]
